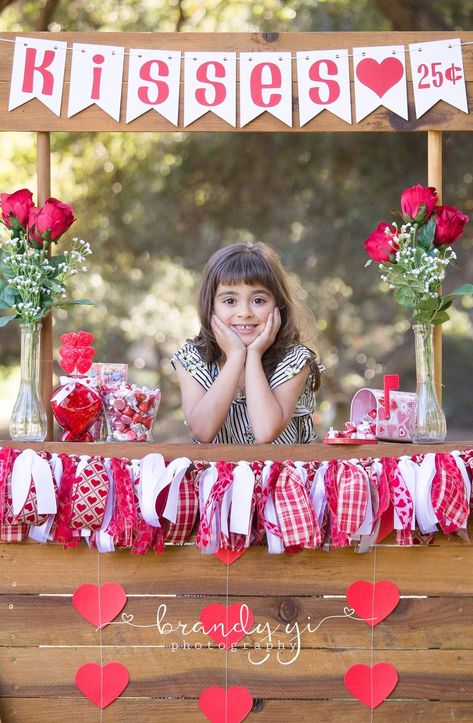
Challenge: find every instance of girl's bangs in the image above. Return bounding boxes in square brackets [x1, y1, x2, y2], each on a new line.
[216, 252, 275, 290]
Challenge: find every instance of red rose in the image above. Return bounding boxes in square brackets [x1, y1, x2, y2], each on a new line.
[364, 222, 398, 262]
[401, 184, 437, 224]
[28, 197, 76, 243]
[1, 188, 34, 229]
[433, 205, 469, 246]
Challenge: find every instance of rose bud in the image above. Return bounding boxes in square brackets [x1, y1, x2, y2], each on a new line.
[400, 184, 437, 224]
[29, 197, 76, 243]
[364, 222, 398, 262]
[1, 188, 34, 230]
[433, 205, 469, 246]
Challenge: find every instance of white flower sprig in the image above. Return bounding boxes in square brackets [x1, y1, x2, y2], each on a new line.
[0, 230, 92, 326]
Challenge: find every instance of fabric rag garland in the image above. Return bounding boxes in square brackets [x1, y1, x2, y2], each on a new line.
[0, 446, 472, 553]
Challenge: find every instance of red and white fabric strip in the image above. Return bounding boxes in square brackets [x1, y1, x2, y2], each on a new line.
[165, 461, 202, 545]
[107, 457, 135, 548]
[0, 448, 28, 543]
[274, 460, 318, 549]
[310, 461, 328, 526]
[324, 459, 368, 548]
[69, 455, 110, 534]
[52, 453, 79, 546]
[92, 457, 116, 553]
[162, 457, 192, 524]
[196, 462, 219, 552]
[11, 449, 57, 522]
[258, 460, 284, 553]
[431, 452, 469, 535]
[381, 456, 415, 545]
[129, 459, 160, 554]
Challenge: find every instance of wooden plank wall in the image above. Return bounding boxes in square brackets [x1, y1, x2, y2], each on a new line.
[1, 442, 473, 721]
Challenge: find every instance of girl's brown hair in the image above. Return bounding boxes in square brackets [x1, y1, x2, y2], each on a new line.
[192, 242, 321, 391]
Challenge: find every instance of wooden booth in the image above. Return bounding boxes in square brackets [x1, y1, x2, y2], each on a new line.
[0, 31, 473, 722]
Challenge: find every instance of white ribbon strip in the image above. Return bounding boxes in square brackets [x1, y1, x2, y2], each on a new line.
[162, 457, 192, 524]
[229, 461, 255, 535]
[50, 375, 97, 405]
[139, 453, 166, 526]
[415, 453, 438, 533]
[310, 461, 328, 525]
[12, 449, 57, 516]
[29, 454, 61, 543]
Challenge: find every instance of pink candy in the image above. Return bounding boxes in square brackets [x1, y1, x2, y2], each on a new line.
[102, 382, 161, 442]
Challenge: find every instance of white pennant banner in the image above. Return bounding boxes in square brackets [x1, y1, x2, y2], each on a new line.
[68, 43, 125, 121]
[184, 52, 236, 127]
[126, 49, 181, 125]
[239, 52, 292, 127]
[353, 45, 408, 122]
[409, 38, 468, 119]
[296, 49, 351, 125]
[9, 36, 67, 116]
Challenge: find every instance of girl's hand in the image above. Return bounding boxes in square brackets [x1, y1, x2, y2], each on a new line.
[247, 307, 281, 356]
[211, 315, 246, 359]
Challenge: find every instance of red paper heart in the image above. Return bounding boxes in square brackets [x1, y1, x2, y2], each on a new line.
[344, 663, 398, 708]
[75, 662, 129, 708]
[199, 686, 253, 723]
[346, 580, 400, 627]
[200, 603, 254, 649]
[214, 548, 247, 565]
[356, 57, 404, 97]
[72, 583, 127, 628]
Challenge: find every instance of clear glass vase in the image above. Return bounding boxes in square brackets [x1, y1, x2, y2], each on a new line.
[411, 323, 447, 444]
[9, 322, 48, 441]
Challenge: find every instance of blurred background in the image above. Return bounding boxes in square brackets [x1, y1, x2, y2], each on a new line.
[0, 0, 472, 442]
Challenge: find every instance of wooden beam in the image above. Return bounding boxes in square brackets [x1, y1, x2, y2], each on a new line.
[427, 130, 443, 402]
[37, 131, 53, 440]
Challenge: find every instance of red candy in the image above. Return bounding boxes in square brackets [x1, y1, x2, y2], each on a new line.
[102, 383, 161, 442]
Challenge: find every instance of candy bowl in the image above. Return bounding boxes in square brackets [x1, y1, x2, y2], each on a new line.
[51, 376, 103, 442]
[102, 383, 161, 442]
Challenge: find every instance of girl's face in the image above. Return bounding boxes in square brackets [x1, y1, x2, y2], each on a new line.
[213, 282, 277, 345]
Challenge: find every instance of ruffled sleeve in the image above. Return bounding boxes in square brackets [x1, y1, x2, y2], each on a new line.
[171, 342, 215, 390]
[269, 345, 315, 390]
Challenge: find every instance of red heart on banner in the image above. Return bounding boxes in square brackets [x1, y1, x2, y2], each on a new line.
[346, 580, 400, 627]
[199, 686, 253, 723]
[200, 603, 254, 649]
[75, 662, 129, 708]
[356, 57, 404, 97]
[72, 583, 127, 628]
[344, 662, 398, 708]
[214, 548, 247, 565]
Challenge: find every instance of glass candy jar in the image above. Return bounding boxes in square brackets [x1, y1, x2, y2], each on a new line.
[102, 383, 161, 442]
[50, 375, 103, 441]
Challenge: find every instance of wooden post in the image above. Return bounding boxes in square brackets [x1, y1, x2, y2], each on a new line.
[427, 130, 443, 402]
[37, 131, 54, 440]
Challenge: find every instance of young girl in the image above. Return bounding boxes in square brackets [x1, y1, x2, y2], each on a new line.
[172, 242, 324, 444]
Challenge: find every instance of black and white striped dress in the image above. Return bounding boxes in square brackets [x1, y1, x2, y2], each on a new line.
[172, 342, 321, 444]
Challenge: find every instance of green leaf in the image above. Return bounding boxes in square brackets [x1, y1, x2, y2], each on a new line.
[394, 288, 416, 308]
[446, 283, 473, 297]
[432, 311, 450, 325]
[0, 312, 17, 327]
[415, 217, 436, 250]
[43, 278, 65, 293]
